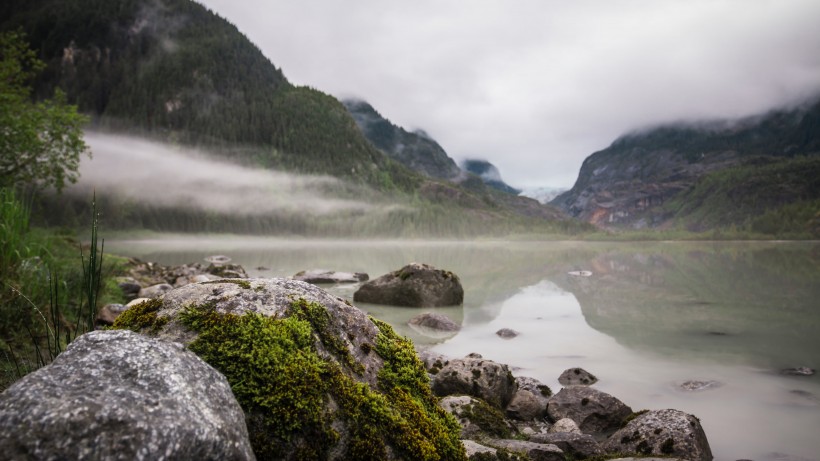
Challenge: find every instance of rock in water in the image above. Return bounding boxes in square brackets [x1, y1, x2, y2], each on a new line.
[546, 386, 633, 434]
[112, 278, 465, 460]
[0, 330, 255, 461]
[408, 312, 461, 332]
[603, 409, 713, 461]
[558, 367, 599, 386]
[354, 262, 464, 307]
[293, 269, 369, 284]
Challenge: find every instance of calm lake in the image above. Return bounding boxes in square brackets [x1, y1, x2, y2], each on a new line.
[107, 237, 820, 461]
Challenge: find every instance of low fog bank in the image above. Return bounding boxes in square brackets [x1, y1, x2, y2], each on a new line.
[71, 132, 377, 216]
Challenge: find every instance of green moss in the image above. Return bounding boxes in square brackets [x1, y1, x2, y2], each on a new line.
[111, 298, 168, 333]
[171, 300, 465, 460]
[202, 279, 252, 290]
[536, 384, 552, 397]
[289, 298, 364, 375]
[458, 399, 511, 439]
[621, 409, 649, 428]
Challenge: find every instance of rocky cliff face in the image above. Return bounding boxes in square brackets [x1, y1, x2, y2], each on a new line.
[552, 99, 820, 228]
[343, 99, 462, 180]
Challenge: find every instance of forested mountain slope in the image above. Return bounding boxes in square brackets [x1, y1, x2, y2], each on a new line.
[552, 99, 820, 236]
[2, 0, 417, 190]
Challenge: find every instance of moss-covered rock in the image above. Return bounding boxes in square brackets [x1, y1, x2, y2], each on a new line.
[114, 278, 466, 460]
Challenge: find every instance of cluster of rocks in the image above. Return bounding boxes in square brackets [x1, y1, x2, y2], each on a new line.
[3, 257, 719, 460]
[420, 351, 713, 461]
[98, 256, 249, 326]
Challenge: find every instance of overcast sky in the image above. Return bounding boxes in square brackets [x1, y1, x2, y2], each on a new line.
[197, 0, 820, 189]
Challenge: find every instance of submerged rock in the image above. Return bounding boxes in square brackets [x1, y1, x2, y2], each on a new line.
[353, 262, 464, 307]
[678, 380, 723, 391]
[546, 386, 633, 434]
[292, 269, 369, 284]
[112, 278, 465, 460]
[780, 367, 816, 376]
[0, 330, 255, 461]
[603, 409, 713, 461]
[495, 328, 520, 339]
[409, 312, 461, 333]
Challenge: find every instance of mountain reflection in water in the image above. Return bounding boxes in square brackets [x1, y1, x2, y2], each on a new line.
[109, 238, 820, 461]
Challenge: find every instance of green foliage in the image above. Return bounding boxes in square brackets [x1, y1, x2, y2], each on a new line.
[1, 189, 115, 390]
[0, 30, 89, 192]
[162, 301, 466, 460]
[663, 156, 820, 238]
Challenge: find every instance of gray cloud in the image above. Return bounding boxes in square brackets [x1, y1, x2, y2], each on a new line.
[71, 133, 376, 215]
[198, 0, 820, 188]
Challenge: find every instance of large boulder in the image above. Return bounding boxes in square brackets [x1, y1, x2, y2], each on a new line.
[0, 330, 255, 460]
[546, 386, 633, 434]
[431, 355, 518, 408]
[353, 262, 464, 307]
[112, 278, 465, 460]
[603, 409, 713, 461]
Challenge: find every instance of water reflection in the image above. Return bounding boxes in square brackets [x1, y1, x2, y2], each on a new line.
[108, 237, 820, 460]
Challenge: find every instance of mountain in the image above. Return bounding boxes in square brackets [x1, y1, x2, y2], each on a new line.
[342, 99, 461, 180]
[4, 0, 586, 237]
[461, 159, 520, 195]
[552, 100, 820, 235]
[1, 0, 418, 191]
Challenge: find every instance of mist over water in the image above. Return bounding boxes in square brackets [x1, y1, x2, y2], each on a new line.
[71, 132, 377, 216]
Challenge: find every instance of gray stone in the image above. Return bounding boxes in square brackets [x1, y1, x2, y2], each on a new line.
[516, 376, 552, 411]
[678, 380, 723, 391]
[96, 303, 128, 325]
[463, 440, 497, 458]
[204, 255, 232, 264]
[488, 439, 564, 461]
[0, 330, 255, 461]
[439, 395, 514, 440]
[603, 409, 713, 461]
[530, 432, 604, 458]
[408, 312, 461, 333]
[558, 367, 598, 386]
[431, 355, 518, 408]
[137, 282, 173, 298]
[130, 278, 459, 459]
[496, 328, 520, 339]
[205, 263, 247, 279]
[151, 278, 383, 388]
[781, 367, 816, 376]
[293, 269, 369, 284]
[117, 277, 142, 296]
[548, 417, 581, 434]
[546, 386, 633, 434]
[126, 297, 151, 308]
[506, 389, 542, 421]
[353, 262, 464, 307]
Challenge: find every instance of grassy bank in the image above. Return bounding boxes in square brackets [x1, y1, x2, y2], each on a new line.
[0, 188, 127, 390]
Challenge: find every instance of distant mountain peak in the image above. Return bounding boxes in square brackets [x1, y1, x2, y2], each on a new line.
[461, 159, 520, 195]
[342, 99, 461, 180]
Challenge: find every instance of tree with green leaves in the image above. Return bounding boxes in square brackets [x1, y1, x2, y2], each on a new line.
[0, 30, 89, 192]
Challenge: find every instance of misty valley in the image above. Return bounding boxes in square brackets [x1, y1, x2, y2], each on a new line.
[3, 0, 820, 460]
[104, 237, 820, 461]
